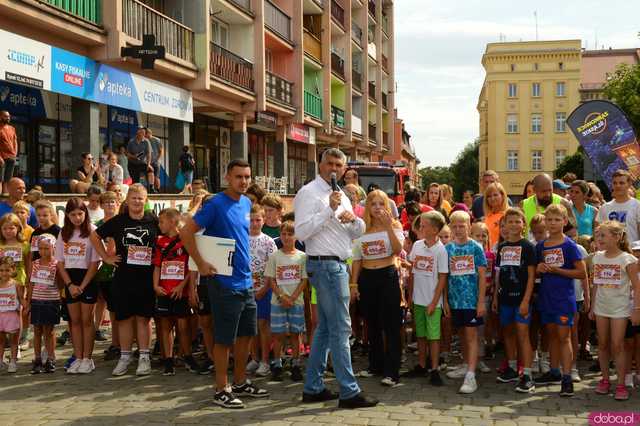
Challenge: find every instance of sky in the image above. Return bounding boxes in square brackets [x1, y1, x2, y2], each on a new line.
[394, 0, 640, 168]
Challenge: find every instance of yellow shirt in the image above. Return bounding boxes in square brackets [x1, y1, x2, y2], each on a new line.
[23, 225, 34, 244]
[0, 241, 31, 286]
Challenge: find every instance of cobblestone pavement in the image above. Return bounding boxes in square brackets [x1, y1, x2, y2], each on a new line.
[0, 339, 636, 426]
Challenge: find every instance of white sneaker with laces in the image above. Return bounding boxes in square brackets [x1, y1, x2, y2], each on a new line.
[446, 364, 468, 379]
[571, 368, 581, 383]
[7, 359, 17, 373]
[540, 358, 550, 374]
[136, 357, 152, 376]
[478, 361, 491, 373]
[381, 376, 399, 387]
[89, 359, 96, 371]
[112, 358, 130, 376]
[78, 359, 93, 374]
[255, 362, 270, 377]
[532, 358, 540, 373]
[246, 359, 259, 374]
[459, 374, 478, 394]
[66, 359, 82, 374]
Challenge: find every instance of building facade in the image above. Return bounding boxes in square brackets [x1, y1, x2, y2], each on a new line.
[477, 40, 582, 197]
[383, 109, 419, 185]
[0, 0, 395, 193]
[580, 48, 640, 103]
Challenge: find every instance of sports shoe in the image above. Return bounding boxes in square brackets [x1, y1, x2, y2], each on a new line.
[291, 365, 303, 382]
[246, 359, 259, 375]
[515, 375, 535, 393]
[540, 358, 550, 374]
[532, 357, 540, 373]
[478, 361, 491, 374]
[78, 359, 93, 374]
[614, 384, 630, 401]
[270, 366, 283, 382]
[30, 359, 43, 374]
[380, 376, 399, 387]
[624, 373, 634, 388]
[213, 390, 244, 409]
[357, 369, 379, 378]
[497, 367, 519, 383]
[402, 364, 429, 378]
[183, 355, 201, 373]
[112, 358, 130, 376]
[95, 330, 108, 342]
[231, 380, 269, 398]
[198, 358, 214, 375]
[57, 330, 70, 347]
[338, 392, 379, 409]
[7, 359, 17, 373]
[66, 359, 82, 374]
[302, 388, 339, 403]
[535, 371, 562, 385]
[104, 346, 120, 361]
[459, 374, 478, 394]
[255, 361, 270, 377]
[429, 369, 444, 386]
[446, 364, 468, 379]
[595, 379, 611, 395]
[136, 357, 152, 376]
[63, 355, 76, 371]
[162, 358, 175, 376]
[43, 359, 56, 373]
[571, 368, 581, 383]
[559, 379, 574, 397]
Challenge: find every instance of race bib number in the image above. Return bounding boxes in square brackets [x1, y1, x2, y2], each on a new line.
[593, 264, 622, 287]
[361, 239, 387, 259]
[276, 264, 301, 284]
[0, 246, 22, 262]
[127, 246, 152, 265]
[500, 246, 522, 267]
[450, 255, 475, 276]
[0, 293, 18, 311]
[413, 255, 434, 275]
[160, 261, 185, 280]
[31, 263, 56, 286]
[64, 241, 87, 261]
[543, 248, 565, 268]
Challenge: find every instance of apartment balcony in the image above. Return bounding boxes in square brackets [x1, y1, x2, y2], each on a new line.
[352, 69, 362, 91]
[352, 115, 363, 135]
[229, 0, 251, 12]
[266, 71, 293, 106]
[368, 123, 376, 140]
[312, 0, 324, 8]
[368, 42, 377, 59]
[382, 12, 389, 35]
[331, 52, 345, 79]
[122, 0, 194, 63]
[210, 42, 254, 92]
[304, 90, 323, 120]
[265, 0, 292, 42]
[368, 81, 376, 101]
[331, 105, 345, 129]
[368, 0, 375, 19]
[331, 0, 345, 29]
[382, 54, 388, 72]
[40, 0, 101, 24]
[351, 22, 363, 47]
[303, 29, 322, 62]
[381, 92, 388, 109]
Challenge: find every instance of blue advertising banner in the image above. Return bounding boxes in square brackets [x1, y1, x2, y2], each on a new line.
[0, 81, 46, 119]
[567, 100, 640, 188]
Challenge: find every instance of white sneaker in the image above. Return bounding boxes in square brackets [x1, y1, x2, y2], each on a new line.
[112, 358, 130, 376]
[7, 359, 17, 373]
[381, 376, 399, 387]
[540, 358, 550, 374]
[532, 358, 540, 373]
[255, 362, 270, 377]
[246, 359, 259, 375]
[571, 368, 581, 383]
[136, 357, 151, 376]
[625, 373, 634, 388]
[66, 359, 82, 374]
[459, 374, 478, 394]
[478, 361, 491, 374]
[446, 364, 468, 379]
[78, 359, 93, 374]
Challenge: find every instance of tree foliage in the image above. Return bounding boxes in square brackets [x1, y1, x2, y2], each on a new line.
[603, 63, 640, 133]
[554, 146, 584, 180]
[419, 140, 479, 201]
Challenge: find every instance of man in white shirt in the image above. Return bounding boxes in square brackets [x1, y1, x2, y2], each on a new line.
[295, 148, 378, 409]
[597, 169, 640, 243]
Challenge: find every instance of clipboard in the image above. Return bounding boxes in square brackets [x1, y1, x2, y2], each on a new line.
[188, 235, 236, 276]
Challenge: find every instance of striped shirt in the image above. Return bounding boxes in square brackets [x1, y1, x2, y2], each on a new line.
[30, 259, 59, 301]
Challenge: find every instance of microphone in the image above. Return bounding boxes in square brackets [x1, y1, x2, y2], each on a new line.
[330, 172, 338, 192]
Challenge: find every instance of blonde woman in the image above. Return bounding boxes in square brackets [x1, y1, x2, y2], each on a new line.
[483, 182, 509, 249]
[440, 184, 454, 215]
[351, 190, 404, 387]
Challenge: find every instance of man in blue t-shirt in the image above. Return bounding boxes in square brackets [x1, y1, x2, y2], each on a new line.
[180, 159, 268, 409]
[0, 178, 37, 226]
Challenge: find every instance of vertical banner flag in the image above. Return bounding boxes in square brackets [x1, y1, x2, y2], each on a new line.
[567, 100, 640, 188]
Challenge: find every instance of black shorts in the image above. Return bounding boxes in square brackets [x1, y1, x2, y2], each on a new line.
[451, 309, 484, 328]
[112, 270, 155, 321]
[155, 296, 192, 317]
[626, 321, 640, 339]
[30, 300, 60, 326]
[97, 281, 115, 312]
[197, 283, 211, 316]
[65, 269, 98, 305]
[576, 301, 585, 314]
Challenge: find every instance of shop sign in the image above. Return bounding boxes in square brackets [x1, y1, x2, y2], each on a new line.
[0, 82, 46, 118]
[255, 111, 277, 129]
[121, 34, 165, 70]
[287, 123, 315, 144]
[0, 29, 193, 122]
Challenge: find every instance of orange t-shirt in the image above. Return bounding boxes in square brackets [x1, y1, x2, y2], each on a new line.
[0, 125, 17, 159]
[485, 211, 504, 249]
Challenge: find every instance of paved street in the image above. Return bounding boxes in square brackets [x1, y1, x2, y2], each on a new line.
[0, 338, 636, 426]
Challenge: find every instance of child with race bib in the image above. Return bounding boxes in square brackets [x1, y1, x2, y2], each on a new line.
[0, 257, 23, 373]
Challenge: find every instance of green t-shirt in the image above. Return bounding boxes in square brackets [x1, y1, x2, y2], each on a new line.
[262, 224, 280, 239]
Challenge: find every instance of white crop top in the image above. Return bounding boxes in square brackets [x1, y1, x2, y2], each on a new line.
[352, 230, 405, 261]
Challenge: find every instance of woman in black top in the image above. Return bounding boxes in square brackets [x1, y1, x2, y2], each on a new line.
[69, 152, 104, 194]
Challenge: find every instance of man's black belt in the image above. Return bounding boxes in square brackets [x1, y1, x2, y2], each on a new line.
[307, 255, 345, 263]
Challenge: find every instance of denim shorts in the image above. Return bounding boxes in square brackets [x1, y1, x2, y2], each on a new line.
[499, 305, 531, 326]
[205, 276, 257, 345]
[271, 303, 306, 334]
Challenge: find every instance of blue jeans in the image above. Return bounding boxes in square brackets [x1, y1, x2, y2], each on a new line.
[303, 259, 360, 399]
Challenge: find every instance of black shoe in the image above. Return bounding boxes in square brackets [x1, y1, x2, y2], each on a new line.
[559, 379, 574, 397]
[183, 355, 201, 373]
[162, 358, 175, 376]
[213, 390, 244, 409]
[56, 331, 70, 347]
[535, 371, 562, 385]
[291, 365, 303, 382]
[43, 359, 56, 373]
[497, 367, 519, 383]
[104, 346, 120, 361]
[429, 369, 444, 386]
[338, 392, 379, 409]
[231, 380, 269, 398]
[30, 359, 43, 375]
[515, 375, 535, 393]
[271, 366, 284, 382]
[95, 330, 108, 342]
[302, 388, 339, 403]
[402, 364, 428, 378]
[198, 358, 214, 375]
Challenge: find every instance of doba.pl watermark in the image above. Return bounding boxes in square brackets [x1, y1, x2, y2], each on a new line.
[590, 412, 640, 426]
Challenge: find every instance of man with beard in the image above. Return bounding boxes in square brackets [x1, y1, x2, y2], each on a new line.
[523, 174, 575, 234]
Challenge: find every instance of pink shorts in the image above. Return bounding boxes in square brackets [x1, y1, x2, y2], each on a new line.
[0, 311, 20, 334]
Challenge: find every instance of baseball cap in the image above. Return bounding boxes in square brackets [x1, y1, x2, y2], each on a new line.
[553, 179, 570, 190]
